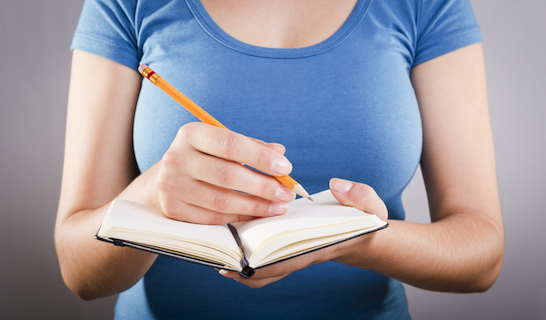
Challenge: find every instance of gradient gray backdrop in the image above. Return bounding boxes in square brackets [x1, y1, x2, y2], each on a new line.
[1, 0, 544, 319]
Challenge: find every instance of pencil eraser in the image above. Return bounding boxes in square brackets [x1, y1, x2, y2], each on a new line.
[138, 64, 148, 74]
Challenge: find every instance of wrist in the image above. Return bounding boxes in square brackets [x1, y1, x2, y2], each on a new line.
[118, 162, 161, 209]
[331, 221, 392, 269]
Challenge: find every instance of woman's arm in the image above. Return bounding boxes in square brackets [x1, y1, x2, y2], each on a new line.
[222, 43, 504, 292]
[55, 50, 297, 300]
[55, 50, 158, 300]
[353, 42, 504, 292]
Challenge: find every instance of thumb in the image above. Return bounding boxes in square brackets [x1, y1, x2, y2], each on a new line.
[329, 178, 388, 221]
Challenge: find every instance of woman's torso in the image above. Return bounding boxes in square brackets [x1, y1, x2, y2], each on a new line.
[124, 0, 421, 318]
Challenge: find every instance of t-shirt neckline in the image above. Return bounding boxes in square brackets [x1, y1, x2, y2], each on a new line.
[185, 0, 373, 59]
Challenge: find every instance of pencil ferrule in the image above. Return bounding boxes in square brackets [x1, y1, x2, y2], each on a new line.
[148, 72, 160, 84]
[141, 67, 160, 85]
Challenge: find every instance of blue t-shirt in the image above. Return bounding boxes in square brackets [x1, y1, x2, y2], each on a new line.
[71, 0, 482, 318]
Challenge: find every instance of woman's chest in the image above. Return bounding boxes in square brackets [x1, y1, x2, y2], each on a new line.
[134, 0, 422, 207]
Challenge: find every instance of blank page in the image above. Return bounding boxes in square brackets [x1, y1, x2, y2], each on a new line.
[99, 199, 240, 254]
[233, 190, 379, 257]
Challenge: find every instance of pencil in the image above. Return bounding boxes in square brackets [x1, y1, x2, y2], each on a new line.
[138, 64, 313, 202]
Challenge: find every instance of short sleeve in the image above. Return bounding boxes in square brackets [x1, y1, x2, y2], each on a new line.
[413, 0, 482, 67]
[70, 0, 140, 70]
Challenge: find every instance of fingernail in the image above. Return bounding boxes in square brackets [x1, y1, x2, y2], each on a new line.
[268, 202, 287, 216]
[271, 158, 292, 175]
[331, 179, 353, 193]
[219, 269, 228, 275]
[275, 186, 295, 202]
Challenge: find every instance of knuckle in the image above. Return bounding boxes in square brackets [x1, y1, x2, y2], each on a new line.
[161, 151, 180, 169]
[161, 199, 178, 219]
[218, 133, 238, 158]
[216, 164, 235, 185]
[254, 148, 269, 167]
[178, 122, 199, 146]
[162, 149, 191, 177]
[212, 192, 230, 212]
[258, 179, 272, 197]
[176, 124, 190, 142]
[351, 184, 382, 211]
[179, 122, 197, 137]
[156, 171, 173, 193]
[354, 184, 375, 201]
[177, 124, 188, 137]
[250, 201, 266, 217]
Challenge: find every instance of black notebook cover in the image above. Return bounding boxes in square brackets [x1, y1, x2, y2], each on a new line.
[95, 222, 388, 279]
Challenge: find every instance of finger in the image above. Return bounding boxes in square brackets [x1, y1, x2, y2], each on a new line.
[159, 195, 256, 225]
[176, 179, 290, 217]
[329, 178, 388, 221]
[234, 275, 287, 289]
[250, 138, 286, 155]
[218, 270, 239, 279]
[218, 246, 331, 288]
[158, 155, 290, 217]
[217, 252, 317, 288]
[178, 123, 292, 176]
[266, 143, 286, 155]
[226, 251, 317, 283]
[218, 270, 287, 289]
[184, 149, 295, 203]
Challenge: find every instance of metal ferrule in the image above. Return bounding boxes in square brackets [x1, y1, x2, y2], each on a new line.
[141, 67, 160, 85]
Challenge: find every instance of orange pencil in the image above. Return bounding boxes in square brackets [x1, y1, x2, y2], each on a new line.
[139, 64, 313, 202]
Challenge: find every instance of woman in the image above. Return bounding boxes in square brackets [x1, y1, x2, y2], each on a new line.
[55, 0, 504, 318]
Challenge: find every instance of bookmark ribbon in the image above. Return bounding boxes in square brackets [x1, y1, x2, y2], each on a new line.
[227, 223, 255, 278]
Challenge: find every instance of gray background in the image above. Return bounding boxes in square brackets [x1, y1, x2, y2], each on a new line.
[0, 0, 544, 319]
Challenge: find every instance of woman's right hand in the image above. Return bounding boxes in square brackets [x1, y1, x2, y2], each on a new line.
[155, 122, 296, 225]
[57, 51, 296, 299]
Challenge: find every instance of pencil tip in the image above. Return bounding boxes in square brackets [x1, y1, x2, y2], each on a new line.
[138, 64, 148, 74]
[308, 196, 315, 202]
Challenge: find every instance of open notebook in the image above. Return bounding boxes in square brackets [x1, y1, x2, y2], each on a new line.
[96, 190, 388, 278]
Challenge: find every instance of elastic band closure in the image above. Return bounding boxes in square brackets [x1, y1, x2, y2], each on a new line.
[227, 224, 255, 278]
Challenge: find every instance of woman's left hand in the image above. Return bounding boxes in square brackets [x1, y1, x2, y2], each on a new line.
[218, 178, 388, 288]
[328, 178, 388, 222]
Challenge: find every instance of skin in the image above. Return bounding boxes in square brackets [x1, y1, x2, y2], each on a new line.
[55, 0, 504, 300]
